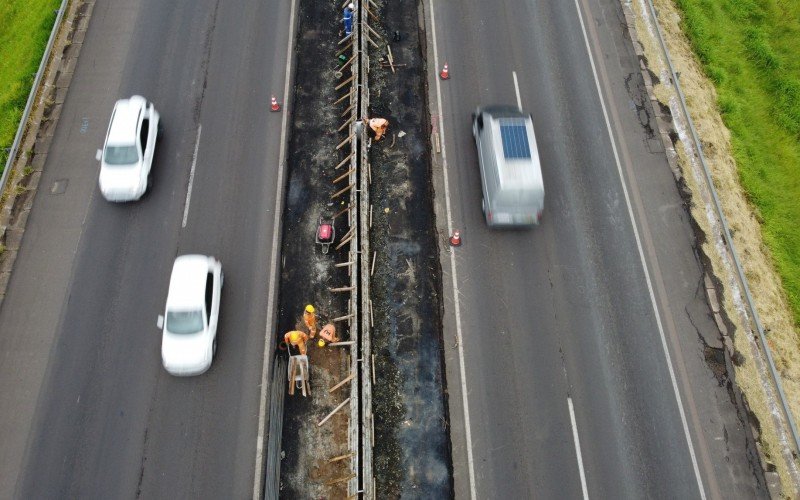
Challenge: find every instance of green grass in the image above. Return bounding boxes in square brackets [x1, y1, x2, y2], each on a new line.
[673, 0, 800, 325]
[0, 0, 60, 173]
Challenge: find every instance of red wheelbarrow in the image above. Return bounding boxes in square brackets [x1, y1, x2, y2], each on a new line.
[316, 216, 335, 254]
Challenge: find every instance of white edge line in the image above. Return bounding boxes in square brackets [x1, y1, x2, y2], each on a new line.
[428, 1, 478, 499]
[568, 397, 589, 500]
[512, 70, 522, 111]
[571, 0, 706, 498]
[182, 125, 202, 228]
[253, 0, 297, 495]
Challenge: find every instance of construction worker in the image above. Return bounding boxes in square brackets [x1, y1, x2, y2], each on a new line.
[319, 323, 339, 343]
[343, 3, 354, 36]
[365, 117, 389, 141]
[303, 304, 317, 337]
[284, 330, 309, 355]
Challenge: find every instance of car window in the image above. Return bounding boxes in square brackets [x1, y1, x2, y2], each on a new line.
[166, 310, 204, 334]
[104, 145, 139, 165]
[205, 272, 214, 322]
[140, 118, 149, 153]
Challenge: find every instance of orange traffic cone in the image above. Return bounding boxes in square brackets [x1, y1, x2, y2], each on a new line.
[440, 63, 450, 80]
[270, 95, 280, 112]
[449, 230, 462, 246]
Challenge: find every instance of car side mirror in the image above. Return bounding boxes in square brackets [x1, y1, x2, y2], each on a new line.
[157, 315, 164, 329]
[96, 149, 102, 161]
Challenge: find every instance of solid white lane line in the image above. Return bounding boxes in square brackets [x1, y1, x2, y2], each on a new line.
[568, 398, 589, 500]
[252, 0, 298, 495]
[182, 125, 202, 228]
[571, 0, 706, 498]
[513, 71, 522, 111]
[428, 1, 477, 499]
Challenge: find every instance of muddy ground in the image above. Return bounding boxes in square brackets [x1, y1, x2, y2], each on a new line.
[275, 0, 453, 498]
[277, 1, 355, 498]
[366, 0, 453, 497]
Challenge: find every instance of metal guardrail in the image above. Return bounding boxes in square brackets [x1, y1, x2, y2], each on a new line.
[0, 0, 69, 196]
[643, 0, 800, 460]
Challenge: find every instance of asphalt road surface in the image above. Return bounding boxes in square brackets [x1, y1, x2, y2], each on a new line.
[428, 0, 766, 498]
[0, 0, 767, 498]
[0, 0, 291, 497]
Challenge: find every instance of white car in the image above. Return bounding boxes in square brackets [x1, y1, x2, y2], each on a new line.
[158, 255, 223, 376]
[97, 95, 160, 201]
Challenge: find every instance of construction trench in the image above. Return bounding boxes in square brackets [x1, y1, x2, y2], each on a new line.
[264, 0, 453, 498]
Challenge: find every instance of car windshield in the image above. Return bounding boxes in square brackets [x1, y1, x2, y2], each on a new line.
[103, 145, 139, 165]
[166, 310, 204, 334]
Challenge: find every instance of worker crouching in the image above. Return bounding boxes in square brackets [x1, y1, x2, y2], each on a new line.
[316, 323, 340, 347]
[364, 117, 389, 141]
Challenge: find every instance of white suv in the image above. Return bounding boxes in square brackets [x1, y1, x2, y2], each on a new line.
[97, 95, 160, 201]
[158, 255, 223, 376]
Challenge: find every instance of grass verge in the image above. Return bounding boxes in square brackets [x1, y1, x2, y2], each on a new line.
[672, 0, 800, 325]
[0, 0, 61, 174]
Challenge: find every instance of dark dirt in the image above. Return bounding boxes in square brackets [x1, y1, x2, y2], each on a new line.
[275, 0, 453, 497]
[366, 0, 453, 497]
[276, 1, 355, 498]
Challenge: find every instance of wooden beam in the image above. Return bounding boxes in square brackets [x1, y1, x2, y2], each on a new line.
[335, 40, 353, 57]
[333, 167, 355, 184]
[335, 74, 355, 91]
[327, 451, 356, 463]
[331, 182, 354, 200]
[336, 134, 354, 150]
[329, 373, 355, 393]
[333, 90, 353, 106]
[317, 397, 351, 427]
[337, 116, 354, 132]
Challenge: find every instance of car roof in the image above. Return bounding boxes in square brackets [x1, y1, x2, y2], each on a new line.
[106, 96, 145, 146]
[166, 255, 210, 310]
[488, 114, 543, 190]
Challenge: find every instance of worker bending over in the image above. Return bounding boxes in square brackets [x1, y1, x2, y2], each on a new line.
[365, 117, 389, 141]
[284, 330, 309, 355]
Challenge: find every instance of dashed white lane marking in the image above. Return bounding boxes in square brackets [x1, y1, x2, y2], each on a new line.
[568, 397, 589, 500]
[182, 124, 202, 228]
[571, 0, 706, 497]
[428, 0, 478, 499]
[513, 71, 522, 111]
[253, 0, 298, 495]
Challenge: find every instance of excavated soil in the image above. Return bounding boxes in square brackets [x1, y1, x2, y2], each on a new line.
[276, 0, 453, 497]
[277, 1, 354, 498]
[366, 0, 453, 497]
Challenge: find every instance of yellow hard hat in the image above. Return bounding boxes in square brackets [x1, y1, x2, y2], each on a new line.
[289, 331, 303, 343]
[305, 304, 315, 313]
[317, 339, 326, 347]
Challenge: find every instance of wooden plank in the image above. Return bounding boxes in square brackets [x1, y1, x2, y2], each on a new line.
[327, 451, 356, 463]
[318, 397, 351, 427]
[329, 373, 355, 393]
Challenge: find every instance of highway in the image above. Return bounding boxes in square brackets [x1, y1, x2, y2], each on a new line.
[428, 0, 766, 498]
[0, 0, 769, 498]
[0, 0, 291, 497]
